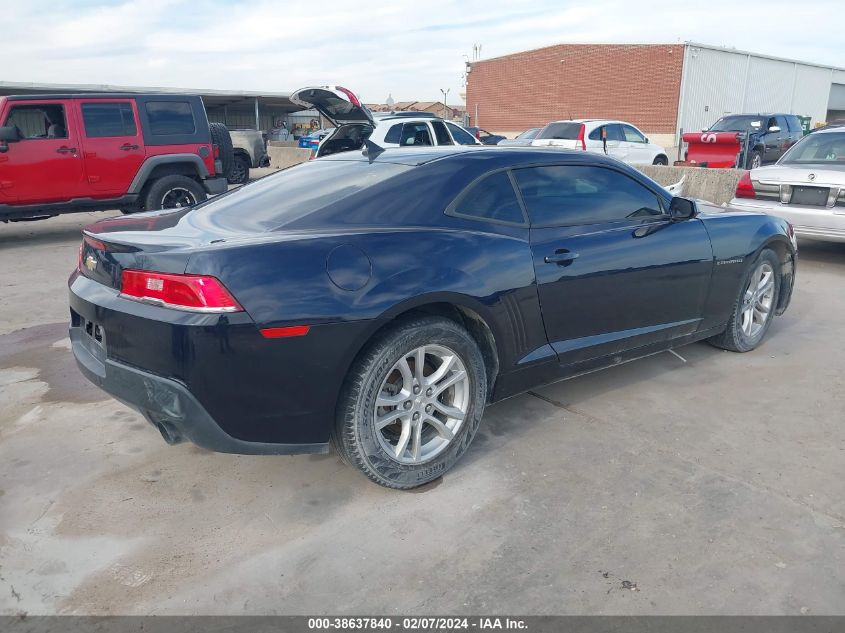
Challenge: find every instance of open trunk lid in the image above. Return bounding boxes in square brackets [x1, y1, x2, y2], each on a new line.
[290, 86, 374, 127]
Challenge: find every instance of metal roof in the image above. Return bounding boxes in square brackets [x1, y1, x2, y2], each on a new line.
[0, 81, 298, 111]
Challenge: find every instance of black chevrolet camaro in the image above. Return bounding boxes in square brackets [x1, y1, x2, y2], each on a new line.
[69, 145, 796, 488]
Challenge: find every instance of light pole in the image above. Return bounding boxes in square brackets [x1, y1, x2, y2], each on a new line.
[440, 88, 450, 119]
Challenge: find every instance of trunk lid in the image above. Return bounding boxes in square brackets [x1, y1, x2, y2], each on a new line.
[290, 86, 374, 127]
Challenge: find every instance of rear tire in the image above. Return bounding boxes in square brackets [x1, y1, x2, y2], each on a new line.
[209, 122, 234, 179]
[652, 154, 668, 165]
[708, 249, 781, 352]
[333, 316, 487, 489]
[143, 175, 206, 211]
[228, 154, 250, 185]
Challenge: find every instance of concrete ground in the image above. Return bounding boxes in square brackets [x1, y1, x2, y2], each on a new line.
[1, 211, 843, 616]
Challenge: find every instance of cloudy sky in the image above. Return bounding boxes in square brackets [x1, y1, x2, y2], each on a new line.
[3, 0, 842, 103]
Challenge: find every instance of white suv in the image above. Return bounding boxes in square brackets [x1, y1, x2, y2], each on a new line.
[531, 119, 668, 165]
[290, 86, 480, 158]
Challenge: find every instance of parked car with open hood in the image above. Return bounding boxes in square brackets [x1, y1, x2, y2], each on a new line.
[290, 86, 480, 158]
[532, 119, 668, 165]
[69, 144, 795, 489]
[730, 123, 845, 242]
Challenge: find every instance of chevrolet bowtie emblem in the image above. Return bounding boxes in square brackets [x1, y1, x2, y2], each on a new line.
[808, 173, 816, 181]
[84, 254, 97, 271]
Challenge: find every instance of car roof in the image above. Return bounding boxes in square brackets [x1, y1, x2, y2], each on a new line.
[4, 93, 200, 101]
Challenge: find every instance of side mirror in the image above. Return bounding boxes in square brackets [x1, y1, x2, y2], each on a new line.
[645, 137, 649, 143]
[669, 197, 697, 221]
[768, 125, 781, 133]
[0, 126, 21, 143]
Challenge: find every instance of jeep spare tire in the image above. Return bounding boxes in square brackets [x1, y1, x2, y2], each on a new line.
[209, 122, 234, 180]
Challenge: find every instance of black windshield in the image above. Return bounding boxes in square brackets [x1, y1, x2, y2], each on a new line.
[780, 132, 845, 165]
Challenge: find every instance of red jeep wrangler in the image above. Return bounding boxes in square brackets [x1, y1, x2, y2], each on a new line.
[0, 94, 231, 222]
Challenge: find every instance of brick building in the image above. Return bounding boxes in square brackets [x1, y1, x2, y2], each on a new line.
[466, 42, 845, 148]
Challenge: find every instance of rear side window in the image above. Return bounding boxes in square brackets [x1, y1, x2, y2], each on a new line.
[513, 165, 664, 227]
[145, 101, 195, 135]
[384, 123, 402, 144]
[399, 123, 432, 146]
[537, 122, 582, 140]
[446, 122, 477, 145]
[431, 120, 453, 145]
[82, 103, 137, 137]
[451, 171, 524, 225]
[786, 116, 801, 133]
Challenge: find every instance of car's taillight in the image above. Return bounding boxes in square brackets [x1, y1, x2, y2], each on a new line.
[335, 86, 361, 107]
[577, 124, 586, 151]
[212, 144, 220, 159]
[735, 170, 756, 199]
[120, 270, 243, 313]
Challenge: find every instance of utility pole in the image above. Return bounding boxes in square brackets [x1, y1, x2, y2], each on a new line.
[440, 88, 450, 119]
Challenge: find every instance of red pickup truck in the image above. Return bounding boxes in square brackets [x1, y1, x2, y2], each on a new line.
[0, 93, 231, 222]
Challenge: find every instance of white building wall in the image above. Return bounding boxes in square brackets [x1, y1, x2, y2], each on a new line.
[677, 43, 840, 140]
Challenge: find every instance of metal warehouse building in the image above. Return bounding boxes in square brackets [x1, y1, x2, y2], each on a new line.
[465, 42, 845, 148]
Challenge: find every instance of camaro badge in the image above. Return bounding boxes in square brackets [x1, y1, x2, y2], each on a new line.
[84, 254, 97, 271]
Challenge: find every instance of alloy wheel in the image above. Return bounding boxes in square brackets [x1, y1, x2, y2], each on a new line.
[740, 262, 775, 338]
[374, 344, 470, 464]
[160, 188, 197, 209]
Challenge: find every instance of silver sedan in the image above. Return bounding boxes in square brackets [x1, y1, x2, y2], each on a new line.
[730, 125, 845, 242]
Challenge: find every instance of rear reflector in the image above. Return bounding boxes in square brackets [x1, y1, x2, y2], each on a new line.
[121, 270, 243, 313]
[260, 325, 310, 339]
[735, 170, 756, 199]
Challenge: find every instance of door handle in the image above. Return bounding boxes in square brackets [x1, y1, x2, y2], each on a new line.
[119, 143, 139, 151]
[544, 250, 579, 265]
[56, 146, 77, 155]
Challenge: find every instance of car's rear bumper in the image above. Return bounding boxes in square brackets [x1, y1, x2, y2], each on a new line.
[68, 273, 373, 454]
[71, 326, 328, 455]
[729, 198, 845, 242]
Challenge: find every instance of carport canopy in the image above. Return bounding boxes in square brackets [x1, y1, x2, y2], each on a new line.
[0, 81, 308, 131]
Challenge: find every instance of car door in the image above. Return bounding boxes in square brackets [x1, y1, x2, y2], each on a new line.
[515, 163, 713, 365]
[430, 120, 454, 146]
[76, 99, 145, 196]
[445, 122, 480, 145]
[398, 122, 433, 146]
[586, 124, 624, 160]
[620, 123, 653, 163]
[0, 100, 87, 204]
[762, 116, 783, 163]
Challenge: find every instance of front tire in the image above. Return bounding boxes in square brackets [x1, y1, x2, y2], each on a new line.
[748, 149, 763, 170]
[708, 249, 780, 352]
[334, 316, 487, 489]
[143, 175, 206, 211]
[652, 154, 668, 166]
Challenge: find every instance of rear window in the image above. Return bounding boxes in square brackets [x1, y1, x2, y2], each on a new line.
[191, 160, 412, 231]
[780, 131, 845, 164]
[82, 103, 137, 137]
[145, 101, 196, 135]
[536, 122, 583, 140]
